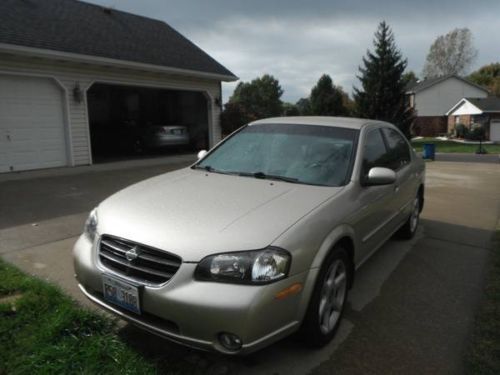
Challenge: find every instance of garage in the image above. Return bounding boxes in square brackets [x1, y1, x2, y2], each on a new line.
[87, 83, 209, 161]
[490, 120, 500, 142]
[0, 0, 236, 173]
[0, 75, 67, 173]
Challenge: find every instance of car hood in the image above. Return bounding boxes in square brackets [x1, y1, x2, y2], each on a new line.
[97, 168, 342, 261]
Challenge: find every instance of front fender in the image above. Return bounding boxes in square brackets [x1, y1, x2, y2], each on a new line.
[293, 224, 356, 324]
[310, 224, 356, 269]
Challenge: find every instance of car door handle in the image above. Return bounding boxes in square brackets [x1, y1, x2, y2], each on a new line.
[394, 185, 400, 193]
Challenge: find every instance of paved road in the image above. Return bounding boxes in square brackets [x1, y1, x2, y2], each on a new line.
[1, 159, 499, 375]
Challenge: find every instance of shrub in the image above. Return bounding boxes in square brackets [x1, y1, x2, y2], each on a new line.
[455, 123, 468, 138]
[466, 124, 486, 140]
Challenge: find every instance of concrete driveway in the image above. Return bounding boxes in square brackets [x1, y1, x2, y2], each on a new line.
[1, 158, 499, 374]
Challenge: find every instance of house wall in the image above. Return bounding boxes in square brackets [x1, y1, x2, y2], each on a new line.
[0, 53, 222, 166]
[414, 77, 488, 117]
[446, 114, 500, 140]
[447, 115, 472, 134]
[412, 116, 448, 137]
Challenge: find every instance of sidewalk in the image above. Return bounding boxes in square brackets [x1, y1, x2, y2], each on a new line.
[0, 153, 196, 182]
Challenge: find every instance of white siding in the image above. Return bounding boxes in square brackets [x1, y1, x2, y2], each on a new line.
[414, 77, 488, 117]
[448, 100, 483, 116]
[0, 53, 222, 166]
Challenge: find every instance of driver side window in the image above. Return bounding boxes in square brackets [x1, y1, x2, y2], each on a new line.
[362, 129, 389, 177]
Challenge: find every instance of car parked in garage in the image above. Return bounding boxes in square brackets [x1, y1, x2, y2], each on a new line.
[74, 116, 425, 354]
[90, 122, 190, 156]
[142, 125, 190, 150]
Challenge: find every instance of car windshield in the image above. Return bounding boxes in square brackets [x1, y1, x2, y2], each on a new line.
[196, 123, 358, 187]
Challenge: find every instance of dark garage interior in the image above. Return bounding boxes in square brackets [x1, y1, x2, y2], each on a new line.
[87, 83, 209, 162]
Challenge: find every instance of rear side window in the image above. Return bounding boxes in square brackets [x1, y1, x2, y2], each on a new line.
[381, 128, 411, 170]
[362, 129, 389, 176]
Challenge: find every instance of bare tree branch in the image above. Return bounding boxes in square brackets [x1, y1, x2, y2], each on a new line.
[422, 28, 478, 78]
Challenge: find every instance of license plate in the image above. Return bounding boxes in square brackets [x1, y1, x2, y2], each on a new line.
[102, 275, 141, 314]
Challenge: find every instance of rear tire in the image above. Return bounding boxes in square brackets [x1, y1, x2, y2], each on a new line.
[133, 139, 144, 155]
[300, 246, 351, 347]
[397, 195, 420, 239]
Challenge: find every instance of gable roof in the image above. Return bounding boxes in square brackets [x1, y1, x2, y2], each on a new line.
[406, 74, 488, 94]
[446, 97, 500, 115]
[0, 0, 237, 81]
[466, 97, 500, 112]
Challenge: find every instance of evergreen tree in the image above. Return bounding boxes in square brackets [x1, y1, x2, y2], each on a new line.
[309, 74, 349, 116]
[354, 21, 414, 138]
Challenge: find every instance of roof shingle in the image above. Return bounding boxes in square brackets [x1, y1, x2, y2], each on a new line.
[0, 0, 236, 79]
[466, 97, 500, 112]
[407, 74, 488, 94]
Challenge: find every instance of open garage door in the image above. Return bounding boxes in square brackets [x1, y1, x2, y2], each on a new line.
[87, 83, 209, 162]
[0, 75, 67, 173]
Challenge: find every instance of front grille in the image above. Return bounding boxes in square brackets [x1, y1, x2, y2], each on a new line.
[98, 235, 182, 285]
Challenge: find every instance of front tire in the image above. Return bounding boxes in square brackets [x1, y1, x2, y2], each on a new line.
[300, 246, 351, 347]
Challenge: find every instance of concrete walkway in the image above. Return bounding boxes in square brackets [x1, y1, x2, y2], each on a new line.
[1, 160, 499, 374]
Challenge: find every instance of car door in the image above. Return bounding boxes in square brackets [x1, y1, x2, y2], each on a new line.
[352, 127, 399, 263]
[380, 127, 414, 226]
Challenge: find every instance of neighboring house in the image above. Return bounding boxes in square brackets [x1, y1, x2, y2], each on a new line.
[0, 0, 237, 173]
[406, 74, 489, 136]
[446, 97, 500, 142]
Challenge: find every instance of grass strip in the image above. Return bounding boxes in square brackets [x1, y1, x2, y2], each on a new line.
[0, 259, 156, 374]
[411, 138, 500, 154]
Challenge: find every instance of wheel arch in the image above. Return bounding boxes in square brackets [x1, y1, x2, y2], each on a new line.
[296, 226, 356, 331]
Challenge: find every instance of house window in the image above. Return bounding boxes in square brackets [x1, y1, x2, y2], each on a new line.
[455, 116, 460, 125]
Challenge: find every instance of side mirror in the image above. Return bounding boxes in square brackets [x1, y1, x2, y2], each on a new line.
[364, 167, 396, 186]
[197, 150, 208, 160]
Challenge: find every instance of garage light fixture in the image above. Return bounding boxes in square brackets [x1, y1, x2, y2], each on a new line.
[73, 82, 83, 103]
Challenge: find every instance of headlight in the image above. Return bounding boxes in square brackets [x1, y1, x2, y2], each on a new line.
[195, 248, 291, 284]
[83, 208, 98, 242]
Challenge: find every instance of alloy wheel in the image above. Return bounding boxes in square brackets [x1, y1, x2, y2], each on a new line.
[318, 259, 347, 334]
[410, 197, 420, 233]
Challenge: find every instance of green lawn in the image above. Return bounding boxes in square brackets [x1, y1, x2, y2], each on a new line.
[411, 138, 500, 154]
[0, 259, 157, 374]
[465, 227, 500, 374]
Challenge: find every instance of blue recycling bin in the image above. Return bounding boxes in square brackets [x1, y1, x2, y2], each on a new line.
[423, 143, 435, 160]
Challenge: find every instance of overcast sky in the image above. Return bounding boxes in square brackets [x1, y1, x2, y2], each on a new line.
[86, 0, 500, 103]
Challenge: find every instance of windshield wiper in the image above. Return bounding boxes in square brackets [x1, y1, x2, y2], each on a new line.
[193, 166, 299, 183]
[192, 165, 240, 176]
[192, 165, 212, 171]
[238, 171, 299, 183]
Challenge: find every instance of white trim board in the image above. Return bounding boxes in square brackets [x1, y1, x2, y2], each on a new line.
[0, 43, 238, 83]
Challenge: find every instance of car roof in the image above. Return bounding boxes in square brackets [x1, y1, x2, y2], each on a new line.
[248, 116, 392, 130]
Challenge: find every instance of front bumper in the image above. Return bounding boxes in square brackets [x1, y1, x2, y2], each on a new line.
[73, 235, 313, 354]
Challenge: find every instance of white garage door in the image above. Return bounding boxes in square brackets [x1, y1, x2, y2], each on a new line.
[491, 120, 500, 142]
[0, 75, 67, 172]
